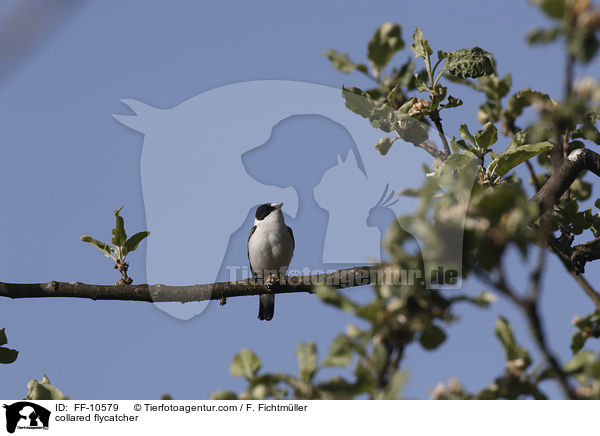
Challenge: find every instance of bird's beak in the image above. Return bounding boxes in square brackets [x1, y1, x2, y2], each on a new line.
[276, 203, 283, 210]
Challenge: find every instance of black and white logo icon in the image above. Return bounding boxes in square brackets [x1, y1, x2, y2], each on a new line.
[3, 402, 50, 434]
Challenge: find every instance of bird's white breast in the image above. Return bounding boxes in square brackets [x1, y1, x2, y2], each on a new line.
[248, 219, 294, 274]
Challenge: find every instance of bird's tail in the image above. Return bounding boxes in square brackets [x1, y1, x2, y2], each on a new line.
[258, 294, 275, 321]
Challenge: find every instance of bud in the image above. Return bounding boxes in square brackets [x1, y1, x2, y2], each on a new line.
[506, 358, 527, 377]
[477, 108, 489, 124]
[407, 98, 429, 116]
[573, 76, 598, 98]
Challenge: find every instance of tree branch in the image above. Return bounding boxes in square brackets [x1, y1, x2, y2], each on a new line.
[531, 148, 600, 214]
[525, 160, 542, 192]
[0, 266, 381, 302]
[571, 237, 600, 273]
[526, 147, 600, 308]
[546, 234, 600, 311]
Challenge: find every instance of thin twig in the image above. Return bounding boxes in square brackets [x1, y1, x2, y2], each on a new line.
[564, 54, 574, 100]
[493, 266, 576, 399]
[429, 110, 451, 158]
[525, 160, 542, 192]
[528, 240, 547, 303]
[571, 274, 600, 311]
[416, 140, 446, 160]
[521, 298, 576, 399]
[374, 342, 393, 391]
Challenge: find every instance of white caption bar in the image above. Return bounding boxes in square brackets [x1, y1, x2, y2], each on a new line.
[0, 400, 594, 435]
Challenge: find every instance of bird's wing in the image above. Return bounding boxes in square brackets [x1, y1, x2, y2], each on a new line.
[287, 225, 295, 250]
[247, 225, 256, 273]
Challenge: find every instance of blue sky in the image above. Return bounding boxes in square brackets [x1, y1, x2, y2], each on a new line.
[1, 0, 599, 399]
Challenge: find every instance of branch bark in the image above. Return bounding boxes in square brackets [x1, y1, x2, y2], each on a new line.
[416, 140, 447, 160]
[571, 237, 600, 273]
[531, 148, 600, 214]
[0, 266, 380, 302]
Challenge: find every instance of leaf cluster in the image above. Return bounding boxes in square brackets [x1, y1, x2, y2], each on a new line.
[80, 206, 149, 284]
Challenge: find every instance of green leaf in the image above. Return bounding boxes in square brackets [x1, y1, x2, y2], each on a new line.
[80, 235, 114, 259]
[317, 376, 359, 400]
[314, 284, 359, 312]
[445, 151, 480, 171]
[396, 187, 421, 197]
[26, 375, 69, 400]
[459, 123, 476, 146]
[410, 27, 432, 60]
[374, 137, 395, 155]
[430, 85, 447, 109]
[296, 342, 318, 382]
[527, 27, 562, 45]
[342, 86, 373, 118]
[353, 362, 376, 393]
[112, 206, 127, 248]
[570, 179, 592, 201]
[0, 328, 7, 346]
[570, 331, 586, 354]
[441, 47, 494, 79]
[0, 347, 18, 364]
[487, 140, 552, 177]
[321, 334, 354, 367]
[530, 0, 567, 19]
[250, 384, 270, 400]
[123, 231, 150, 256]
[387, 84, 403, 105]
[341, 86, 398, 132]
[210, 391, 238, 400]
[495, 73, 513, 99]
[451, 136, 476, 154]
[230, 349, 261, 380]
[397, 96, 417, 114]
[566, 27, 599, 63]
[572, 112, 600, 144]
[367, 23, 404, 72]
[562, 199, 579, 220]
[495, 317, 530, 362]
[474, 121, 498, 150]
[495, 316, 516, 354]
[374, 370, 407, 400]
[505, 89, 552, 119]
[440, 96, 463, 109]
[419, 324, 447, 350]
[323, 49, 367, 74]
[395, 114, 429, 146]
[414, 72, 430, 92]
[564, 350, 595, 374]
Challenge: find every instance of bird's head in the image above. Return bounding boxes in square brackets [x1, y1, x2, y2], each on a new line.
[255, 202, 284, 224]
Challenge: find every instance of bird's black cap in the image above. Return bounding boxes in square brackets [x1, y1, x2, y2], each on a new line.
[255, 203, 276, 221]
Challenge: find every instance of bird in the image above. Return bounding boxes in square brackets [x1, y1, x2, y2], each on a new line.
[247, 202, 295, 321]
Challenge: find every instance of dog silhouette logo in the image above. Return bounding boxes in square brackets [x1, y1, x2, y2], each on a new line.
[3, 402, 50, 433]
[113, 80, 478, 319]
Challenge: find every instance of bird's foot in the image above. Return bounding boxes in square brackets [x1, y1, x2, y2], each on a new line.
[264, 273, 285, 289]
[264, 274, 276, 288]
